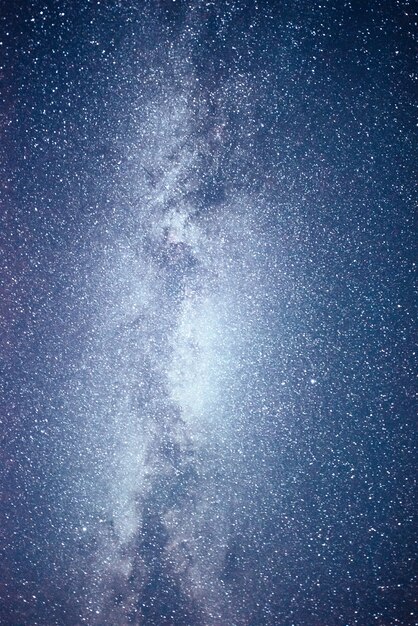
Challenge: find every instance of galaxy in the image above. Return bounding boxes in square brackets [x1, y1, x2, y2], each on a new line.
[0, 1, 416, 624]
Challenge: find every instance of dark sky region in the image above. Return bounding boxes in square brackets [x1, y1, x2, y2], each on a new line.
[0, 1, 416, 625]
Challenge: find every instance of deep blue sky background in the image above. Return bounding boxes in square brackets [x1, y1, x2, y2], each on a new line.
[1, 1, 416, 625]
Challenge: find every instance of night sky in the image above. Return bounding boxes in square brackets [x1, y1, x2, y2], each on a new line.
[0, 1, 416, 625]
